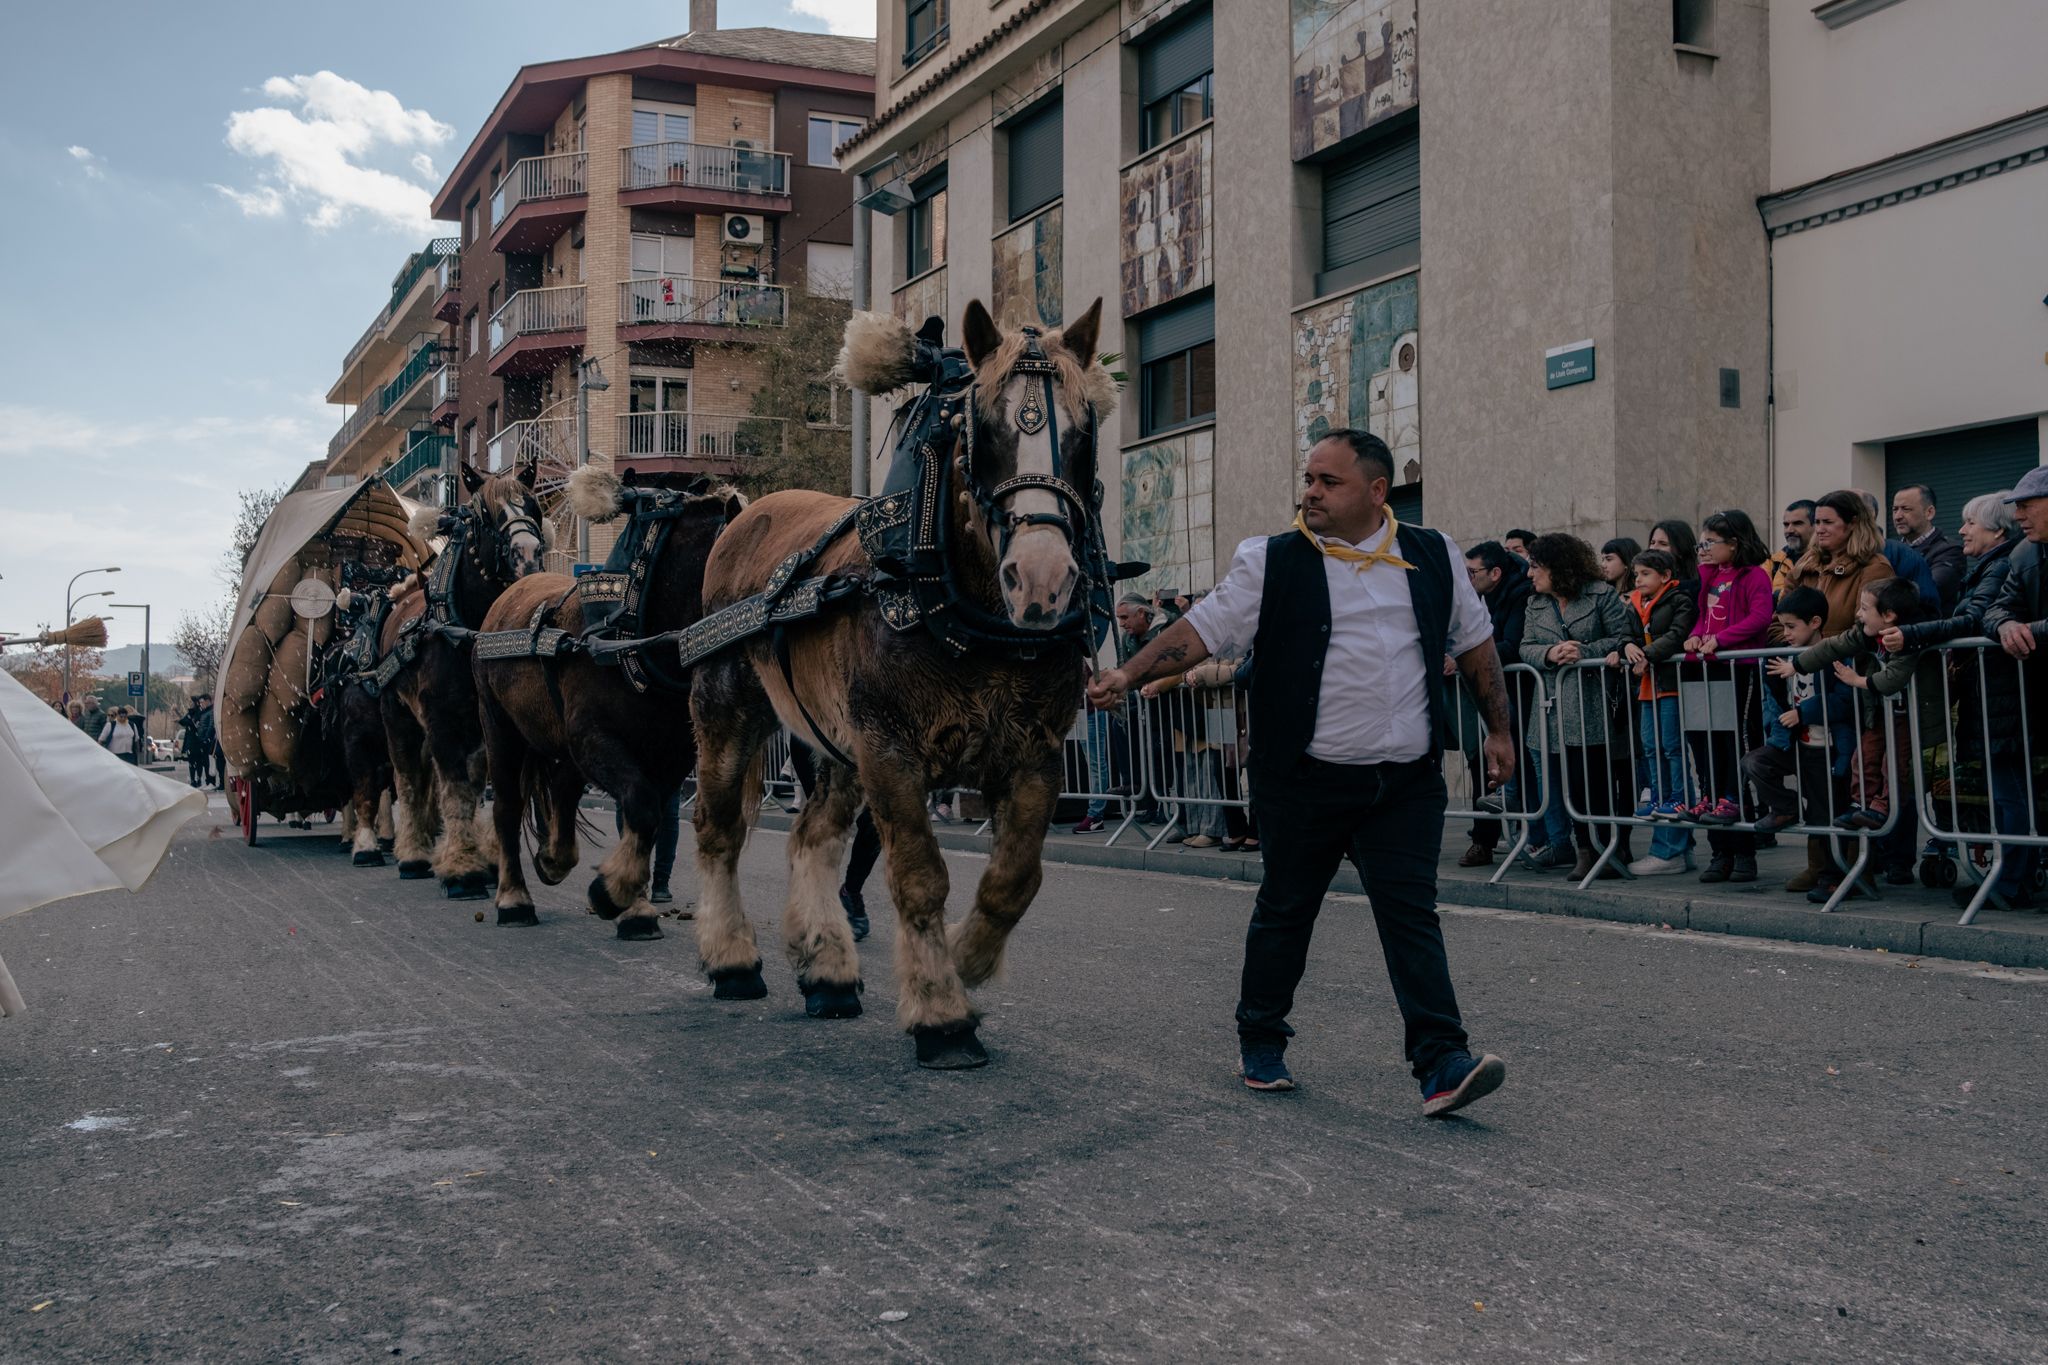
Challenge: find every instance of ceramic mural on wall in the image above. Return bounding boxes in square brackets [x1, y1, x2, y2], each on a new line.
[1290, 0, 1418, 161]
[992, 205, 1063, 329]
[1120, 126, 1212, 317]
[1119, 426, 1216, 598]
[1293, 270, 1419, 486]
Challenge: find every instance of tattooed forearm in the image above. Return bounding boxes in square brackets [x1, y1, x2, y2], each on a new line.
[1122, 619, 1211, 685]
[1456, 639, 1514, 737]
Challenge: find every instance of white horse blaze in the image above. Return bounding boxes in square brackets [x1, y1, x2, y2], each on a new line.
[995, 373, 1081, 629]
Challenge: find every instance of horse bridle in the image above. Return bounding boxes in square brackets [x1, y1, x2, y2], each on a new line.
[967, 327, 1098, 561]
[449, 486, 544, 586]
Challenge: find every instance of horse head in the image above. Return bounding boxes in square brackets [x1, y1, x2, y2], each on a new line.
[458, 461, 549, 583]
[957, 298, 1114, 631]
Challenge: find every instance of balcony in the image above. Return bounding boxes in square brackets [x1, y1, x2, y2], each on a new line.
[377, 341, 443, 426]
[487, 285, 585, 375]
[615, 412, 784, 477]
[383, 430, 453, 498]
[487, 415, 576, 473]
[429, 364, 459, 426]
[432, 255, 461, 323]
[489, 151, 587, 253]
[618, 141, 792, 216]
[616, 277, 788, 342]
[327, 401, 379, 464]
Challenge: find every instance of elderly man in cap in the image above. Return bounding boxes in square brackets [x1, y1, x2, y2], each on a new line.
[1979, 466, 2048, 904]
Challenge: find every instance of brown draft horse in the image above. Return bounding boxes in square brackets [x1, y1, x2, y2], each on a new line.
[690, 299, 1115, 1069]
[473, 475, 741, 939]
[379, 463, 548, 898]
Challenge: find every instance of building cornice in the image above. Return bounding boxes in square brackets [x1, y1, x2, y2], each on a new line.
[1811, 0, 1907, 31]
[833, 0, 1059, 170]
[1759, 104, 2048, 238]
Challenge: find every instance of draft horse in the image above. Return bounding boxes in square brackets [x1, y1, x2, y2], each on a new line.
[378, 463, 548, 898]
[473, 474, 742, 939]
[690, 298, 1120, 1069]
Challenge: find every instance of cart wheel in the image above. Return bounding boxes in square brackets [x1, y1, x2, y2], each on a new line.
[242, 777, 261, 846]
[1936, 857, 1957, 888]
[1920, 855, 1958, 889]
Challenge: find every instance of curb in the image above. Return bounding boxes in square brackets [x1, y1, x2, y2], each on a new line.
[583, 794, 2048, 970]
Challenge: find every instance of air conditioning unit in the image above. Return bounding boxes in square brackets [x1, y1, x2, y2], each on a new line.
[722, 214, 765, 247]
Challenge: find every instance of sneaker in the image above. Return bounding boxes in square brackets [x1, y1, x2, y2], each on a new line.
[1628, 854, 1688, 876]
[1239, 1048, 1296, 1092]
[1883, 864, 1916, 886]
[1699, 855, 1734, 884]
[1833, 807, 1884, 832]
[649, 884, 674, 904]
[1652, 801, 1689, 822]
[1518, 844, 1568, 872]
[1072, 815, 1105, 834]
[1696, 798, 1741, 827]
[1475, 794, 1508, 815]
[1753, 809, 1799, 836]
[1421, 1052, 1507, 1118]
[1730, 854, 1759, 883]
[1633, 796, 1658, 819]
[839, 885, 870, 942]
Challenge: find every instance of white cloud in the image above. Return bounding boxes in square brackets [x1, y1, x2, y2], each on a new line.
[791, 0, 876, 36]
[214, 72, 453, 235]
[67, 145, 105, 179]
[0, 403, 320, 463]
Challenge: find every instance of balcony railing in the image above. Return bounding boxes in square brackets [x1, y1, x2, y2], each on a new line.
[617, 412, 784, 462]
[430, 364, 458, 409]
[378, 341, 442, 413]
[327, 402, 378, 461]
[384, 430, 452, 492]
[620, 141, 791, 197]
[618, 277, 789, 329]
[390, 236, 460, 312]
[487, 416, 576, 473]
[491, 151, 588, 226]
[489, 285, 585, 353]
[434, 254, 459, 295]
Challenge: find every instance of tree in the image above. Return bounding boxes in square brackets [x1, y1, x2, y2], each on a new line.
[227, 483, 286, 596]
[174, 481, 285, 695]
[703, 288, 855, 498]
[1, 643, 103, 707]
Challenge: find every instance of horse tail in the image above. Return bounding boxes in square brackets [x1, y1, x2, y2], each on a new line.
[519, 752, 601, 848]
[740, 748, 765, 829]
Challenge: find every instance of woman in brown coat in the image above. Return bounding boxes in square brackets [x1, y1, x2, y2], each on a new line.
[1785, 489, 1895, 636]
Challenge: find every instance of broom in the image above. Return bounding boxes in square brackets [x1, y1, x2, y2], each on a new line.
[0, 616, 110, 650]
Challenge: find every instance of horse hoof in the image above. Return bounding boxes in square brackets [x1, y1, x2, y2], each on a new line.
[352, 849, 386, 867]
[536, 857, 574, 887]
[397, 860, 433, 880]
[710, 966, 768, 1001]
[587, 874, 627, 921]
[914, 1024, 990, 1070]
[442, 874, 491, 901]
[617, 915, 664, 941]
[497, 904, 539, 927]
[803, 980, 864, 1019]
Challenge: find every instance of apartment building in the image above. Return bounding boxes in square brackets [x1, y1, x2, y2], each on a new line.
[1762, 0, 2048, 518]
[840, 0, 1772, 594]
[322, 5, 873, 550]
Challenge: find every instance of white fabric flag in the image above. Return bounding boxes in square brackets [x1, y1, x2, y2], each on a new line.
[0, 670, 205, 1015]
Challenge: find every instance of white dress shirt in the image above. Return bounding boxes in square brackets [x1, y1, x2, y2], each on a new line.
[1185, 518, 1494, 765]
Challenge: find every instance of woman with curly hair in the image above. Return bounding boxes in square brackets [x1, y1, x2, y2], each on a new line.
[1519, 533, 1634, 879]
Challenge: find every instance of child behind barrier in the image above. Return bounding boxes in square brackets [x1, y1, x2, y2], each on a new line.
[1785, 578, 1936, 893]
[1753, 588, 1857, 894]
[1607, 549, 1696, 874]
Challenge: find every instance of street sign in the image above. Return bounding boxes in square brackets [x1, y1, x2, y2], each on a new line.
[572, 562, 604, 577]
[127, 670, 144, 697]
[1545, 339, 1596, 390]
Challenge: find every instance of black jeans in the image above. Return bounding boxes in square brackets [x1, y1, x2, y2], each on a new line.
[1237, 754, 1469, 1079]
[614, 789, 683, 888]
[844, 808, 881, 894]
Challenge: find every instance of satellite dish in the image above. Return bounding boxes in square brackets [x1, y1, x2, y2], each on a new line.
[289, 578, 336, 620]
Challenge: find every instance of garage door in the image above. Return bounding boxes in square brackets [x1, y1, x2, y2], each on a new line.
[1886, 418, 2041, 526]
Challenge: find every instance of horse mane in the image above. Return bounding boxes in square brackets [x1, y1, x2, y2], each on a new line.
[972, 327, 1120, 422]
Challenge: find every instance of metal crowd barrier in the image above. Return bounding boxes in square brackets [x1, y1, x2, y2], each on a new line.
[1125, 676, 1253, 850]
[1441, 662, 1554, 884]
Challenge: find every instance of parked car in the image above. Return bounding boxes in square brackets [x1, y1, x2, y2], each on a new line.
[147, 736, 176, 763]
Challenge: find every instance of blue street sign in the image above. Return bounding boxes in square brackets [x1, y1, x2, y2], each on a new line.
[572, 563, 604, 577]
[127, 670, 145, 697]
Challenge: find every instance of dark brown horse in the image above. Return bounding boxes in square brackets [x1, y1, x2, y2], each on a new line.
[472, 475, 741, 939]
[690, 299, 1115, 1068]
[379, 463, 548, 897]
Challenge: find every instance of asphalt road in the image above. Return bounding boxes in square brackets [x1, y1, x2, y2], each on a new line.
[5, 794, 2047, 1363]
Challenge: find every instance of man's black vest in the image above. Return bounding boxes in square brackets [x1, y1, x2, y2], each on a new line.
[1248, 521, 1453, 779]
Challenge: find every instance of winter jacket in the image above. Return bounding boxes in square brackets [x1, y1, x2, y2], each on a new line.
[1519, 581, 1632, 749]
[1695, 563, 1774, 651]
[1761, 661, 1857, 775]
[1791, 624, 1940, 731]
[1782, 553, 1896, 638]
[74, 705, 105, 738]
[1910, 528, 1967, 612]
[1766, 550, 1799, 598]
[1897, 540, 2017, 651]
[1884, 538, 1942, 611]
[1480, 558, 1534, 657]
[1894, 540, 2025, 757]
[1981, 539, 2048, 646]
[1626, 581, 1696, 698]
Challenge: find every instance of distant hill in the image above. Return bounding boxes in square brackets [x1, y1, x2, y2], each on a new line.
[97, 645, 196, 679]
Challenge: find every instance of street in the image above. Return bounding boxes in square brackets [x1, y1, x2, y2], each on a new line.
[4, 798, 2047, 1363]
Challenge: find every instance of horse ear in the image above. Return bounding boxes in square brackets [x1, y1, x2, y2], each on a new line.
[515, 461, 538, 488]
[962, 299, 1003, 368]
[722, 493, 745, 524]
[460, 462, 486, 494]
[1055, 298, 1103, 367]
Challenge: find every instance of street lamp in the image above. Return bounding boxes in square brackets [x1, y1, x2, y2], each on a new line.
[110, 602, 152, 751]
[64, 565, 121, 699]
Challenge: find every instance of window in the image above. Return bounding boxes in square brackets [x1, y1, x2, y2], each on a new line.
[626, 372, 691, 456]
[903, 166, 948, 280]
[487, 282, 501, 319]
[486, 402, 499, 435]
[631, 102, 693, 146]
[1318, 120, 1420, 296]
[630, 232, 694, 278]
[808, 115, 866, 167]
[465, 309, 479, 356]
[464, 193, 481, 243]
[626, 233, 697, 322]
[1006, 93, 1063, 223]
[1137, 7, 1213, 150]
[1673, 0, 1714, 47]
[463, 421, 478, 463]
[1136, 292, 1215, 436]
[903, 0, 946, 65]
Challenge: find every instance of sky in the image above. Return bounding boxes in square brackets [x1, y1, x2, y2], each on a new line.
[0, 0, 874, 660]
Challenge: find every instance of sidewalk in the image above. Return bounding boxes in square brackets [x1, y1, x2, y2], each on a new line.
[731, 804, 2048, 970]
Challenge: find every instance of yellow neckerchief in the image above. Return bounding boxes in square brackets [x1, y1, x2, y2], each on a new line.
[1293, 509, 1416, 572]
